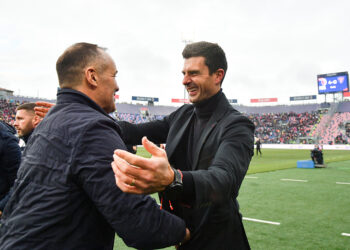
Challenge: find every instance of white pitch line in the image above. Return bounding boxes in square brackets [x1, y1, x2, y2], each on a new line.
[336, 182, 350, 185]
[243, 217, 280, 225]
[341, 233, 350, 237]
[245, 176, 258, 179]
[281, 178, 308, 182]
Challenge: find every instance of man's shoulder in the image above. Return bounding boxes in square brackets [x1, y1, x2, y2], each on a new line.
[168, 104, 193, 117]
[0, 122, 18, 147]
[0, 121, 16, 137]
[38, 102, 121, 145]
[173, 104, 193, 113]
[49, 102, 115, 127]
[220, 108, 255, 131]
[224, 107, 250, 121]
[52, 102, 103, 117]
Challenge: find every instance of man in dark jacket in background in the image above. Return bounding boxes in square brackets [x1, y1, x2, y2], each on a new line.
[256, 138, 262, 156]
[0, 121, 21, 213]
[14, 102, 41, 151]
[0, 42, 189, 250]
[1, 103, 42, 213]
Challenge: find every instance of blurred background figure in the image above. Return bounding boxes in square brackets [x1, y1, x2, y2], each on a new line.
[0, 121, 21, 213]
[256, 138, 262, 156]
[311, 144, 324, 165]
[14, 103, 41, 151]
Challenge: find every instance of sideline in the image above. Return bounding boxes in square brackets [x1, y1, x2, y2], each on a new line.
[243, 217, 280, 225]
[281, 178, 308, 182]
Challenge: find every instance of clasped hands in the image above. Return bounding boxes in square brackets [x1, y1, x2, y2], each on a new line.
[111, 136, 174, 194]
[112, 137, 191, 245]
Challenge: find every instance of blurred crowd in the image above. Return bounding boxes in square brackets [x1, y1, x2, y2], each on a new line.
[248, 111, 320, 144]
[0, 99, 25, 125]
[1, 100, 349, 145]
[115, 112, 165, 124]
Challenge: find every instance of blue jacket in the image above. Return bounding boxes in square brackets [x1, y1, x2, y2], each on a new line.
[0, 89, 185, 250]
[0, 121, 21, 204]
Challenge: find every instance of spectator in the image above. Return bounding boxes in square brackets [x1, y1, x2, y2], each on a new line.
[311, 145, 324, 165]
[0, 99, 24, 125]
[256, 138, 262, 156]
[0, 121, 21, 212]
[14, 102, 41, 150]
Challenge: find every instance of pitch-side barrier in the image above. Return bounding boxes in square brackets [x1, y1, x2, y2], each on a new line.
[254, 144, 350, 150]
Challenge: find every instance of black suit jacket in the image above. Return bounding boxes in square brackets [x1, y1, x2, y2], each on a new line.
[119, 92, 255, 249]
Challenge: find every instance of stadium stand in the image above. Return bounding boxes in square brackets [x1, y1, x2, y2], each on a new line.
[0, 99, 24, 125]
[248, 111, 320, 144]
[1, 96, 349, 145]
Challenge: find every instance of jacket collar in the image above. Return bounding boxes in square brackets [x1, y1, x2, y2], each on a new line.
[193, 89, 223, 119]
[166, 91, 232, 169]
[56, 88, 115, 122]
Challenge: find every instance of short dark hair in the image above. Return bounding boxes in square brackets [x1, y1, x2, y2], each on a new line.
[56, 42, 107, 88]
[182, 41, 227, 85]
[16, 102, 36, 113]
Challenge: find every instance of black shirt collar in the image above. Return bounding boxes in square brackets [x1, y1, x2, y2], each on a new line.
[22, 130, 33, 144]
[193, 89, 223, 119]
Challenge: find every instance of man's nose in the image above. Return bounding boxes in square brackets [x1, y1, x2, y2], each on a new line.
[182, 75, 191, 86]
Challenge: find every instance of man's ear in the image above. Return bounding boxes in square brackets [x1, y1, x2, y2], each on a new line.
[32, 115, 41, 128]
[85, 67, 98, 88]
[214, 69, 225, 86]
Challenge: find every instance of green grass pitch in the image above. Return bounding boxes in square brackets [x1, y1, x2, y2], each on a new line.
[114, 148, 350, 249]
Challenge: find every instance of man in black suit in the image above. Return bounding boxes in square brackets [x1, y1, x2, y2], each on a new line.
[112, 41, 255, 249]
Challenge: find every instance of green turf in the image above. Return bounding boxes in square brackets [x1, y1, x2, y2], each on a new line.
[248, 149, 350, 173]
[239, 160, 350, 249]
[113, 148, 350, 249]
[135, 146, 152, 158]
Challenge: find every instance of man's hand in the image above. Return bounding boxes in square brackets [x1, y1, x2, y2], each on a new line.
[34, 101, 55, 119]
[111, 137, 174, 194]
[176, 228, 191, 249]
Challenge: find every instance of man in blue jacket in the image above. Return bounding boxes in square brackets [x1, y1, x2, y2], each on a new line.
[1, 103, 41, 213]
[0, 42, 189, 250]
[0, 121, 21, 213]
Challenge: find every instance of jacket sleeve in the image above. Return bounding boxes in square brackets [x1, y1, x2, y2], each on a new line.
[73, 120, 185, 249]
[117, 118, 170, 145]
[190, 116, 254, 206]
[116, 105, 193, 146]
